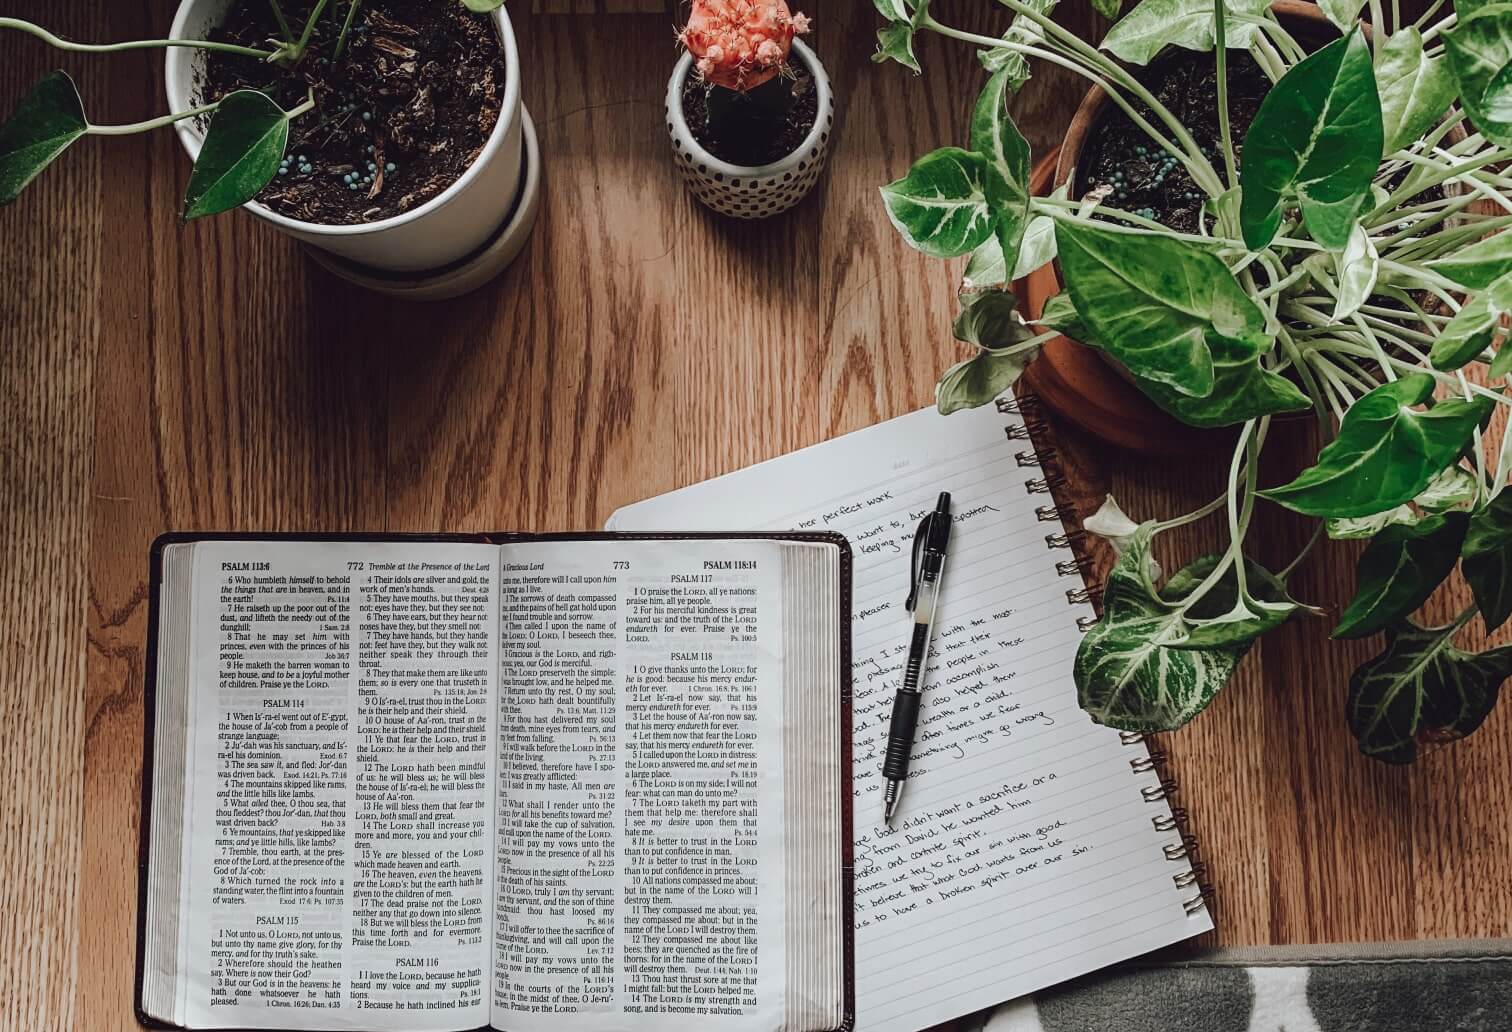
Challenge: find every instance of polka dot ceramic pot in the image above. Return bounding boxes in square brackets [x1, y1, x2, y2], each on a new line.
[665, 39, 833, 219]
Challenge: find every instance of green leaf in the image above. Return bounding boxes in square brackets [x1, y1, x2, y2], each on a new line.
[1240, 30, 1383, 251]
[1037, 291, 1090, 339]
[963, 234, 1007, 289]
[1328, 506, 1418, 540]
[1055, 220, 1269, 397]
[970, 68, 1033, 275]
[1375, 28, 1458, 153]
[874, 21, 922, 73]
[1317, 0, 1365, 29]
[1126, 334, 1312, 428]
[880, 148, 996, 258]
[0, 71, 87, 206]
[1464, 492, 1512, 631]
[953, 289, 1035, 350]
[1493, 344, 1512, 379]
[460, 0, 505, 10]
[1259, 373, 1494, 518]
[936, 346, 1039, 414]
[1092, 0, 1122, 17]
[1329, 467, 1479, 539]
[1427, 228, 1512, 290]
[976, 0, 1056, 89]
[182, 90, 289, 221]
[1101, 0, 1270, 66]
[1347, 622, 1512, 763]
[1334, 513, 1470, 639]
[1011, 215, 1058, 279]
[1416, 465, 1480, 513]
[1429, 272, 1512, 370]
[1076, 527, 1243, 730]
[1162, 554, 1301, 649]
[872, 0, 931, 72]
[1333, 222, 1379, 321]
[978, 41, 1028, 81]
[1444, 3, 1512, 147]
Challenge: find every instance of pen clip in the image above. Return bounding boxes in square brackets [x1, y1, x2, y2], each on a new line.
[905, 513, 933, 612]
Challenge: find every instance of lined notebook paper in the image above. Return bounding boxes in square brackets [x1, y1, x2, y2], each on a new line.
[609, 403, 1213, 1032]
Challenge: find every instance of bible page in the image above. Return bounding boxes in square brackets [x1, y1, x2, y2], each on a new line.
[609, 406, 1213, 1032]
[175, 540, 499, 1031]
[492, 539, 789, 1032]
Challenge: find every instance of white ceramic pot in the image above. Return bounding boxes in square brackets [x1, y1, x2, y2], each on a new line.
[165, 0, 523, 272]
[665, 39, 833, 219]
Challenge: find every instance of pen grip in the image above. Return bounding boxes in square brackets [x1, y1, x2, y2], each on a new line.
[882, 690, 922, 779]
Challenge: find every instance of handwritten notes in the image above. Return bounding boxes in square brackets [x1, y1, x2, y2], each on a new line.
[609, 404, 1212, 1031]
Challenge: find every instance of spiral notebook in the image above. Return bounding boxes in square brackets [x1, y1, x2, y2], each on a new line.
[607, 397, 1214, 1031]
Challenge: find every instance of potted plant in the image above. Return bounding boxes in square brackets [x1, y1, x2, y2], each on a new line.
[667, 0, 832, 218]
[1028, 0, 1342, 455]
[0, 0, 528, 276]
[871, 0, 1512, 763]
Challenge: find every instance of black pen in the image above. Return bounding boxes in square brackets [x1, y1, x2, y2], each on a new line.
[882, 491, 953, 826]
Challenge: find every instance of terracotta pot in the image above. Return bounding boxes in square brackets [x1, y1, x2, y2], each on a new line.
[1019, 0, 1337, 456]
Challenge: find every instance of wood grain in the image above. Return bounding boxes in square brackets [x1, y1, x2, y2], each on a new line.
[0, 2, 1508, 1029]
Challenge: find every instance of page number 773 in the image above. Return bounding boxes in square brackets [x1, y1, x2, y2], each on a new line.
[613, 561, 630, 570]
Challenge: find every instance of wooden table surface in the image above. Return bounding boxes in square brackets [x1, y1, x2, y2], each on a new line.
[4, 1, 1510, 1028]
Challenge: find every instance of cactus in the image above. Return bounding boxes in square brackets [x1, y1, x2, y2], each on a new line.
[678, 0, 811, 93]
[677, 0, 812, 146]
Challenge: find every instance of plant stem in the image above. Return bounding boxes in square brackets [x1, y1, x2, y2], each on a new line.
[1375, 148, 1512, 214]
[268, 0, 294, 42]
[0, 17, 276, 59]
[1253, 12, 1308, 63]
[334, 0, 362, 60]
[1213, 0, 1238, 189]
[1379, 259, 1467, 295]
[1154, 493, 1228, 533]
[1414, 0, 1450, 29]
[1374, 191, 1484, 247]
[84, 101, 220, 136]
[1174, 424, 1255, 612]
[1348, 351, 1512, 405]
[1327, 351, 1384, 392]
[1311, 360, 1350, 420]
[1393, 215, 1512, 263]
[1278, 522, 1325, 582]
[1277, 325, 1336, 431]
[1420, 11, 1456, 44]
[1255, 262, 1310, 300]
[290, 0, 331, 60]
[1227, 421, 1255, 599]
[1496, 413, 1512, 489]
[286, 92, 316, 119]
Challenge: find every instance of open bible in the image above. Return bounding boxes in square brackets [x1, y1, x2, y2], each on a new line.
[136, 532, 853, 1032]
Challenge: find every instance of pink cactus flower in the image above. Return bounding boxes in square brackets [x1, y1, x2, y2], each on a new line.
[680, 0, 813, 92]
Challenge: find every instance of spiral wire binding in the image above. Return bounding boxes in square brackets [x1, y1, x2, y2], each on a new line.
[1026, 473, 1069, 495]
[1003, 391, 1215, 919]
